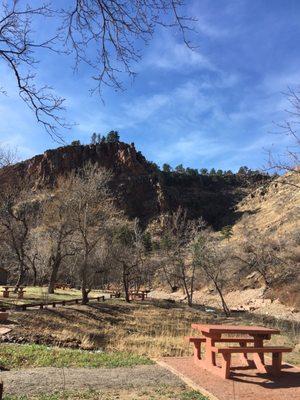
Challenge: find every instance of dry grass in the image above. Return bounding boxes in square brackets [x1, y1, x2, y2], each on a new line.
[6, 298, 300, 365]
[3, 386, 208, 400]
[0, 286, 105, 306]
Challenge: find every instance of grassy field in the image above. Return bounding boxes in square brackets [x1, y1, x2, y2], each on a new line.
[0, 286, 105, 306]
[3, 387, 209, 400]
[0, 344, 152, 369]
[2, 296, 300, 367]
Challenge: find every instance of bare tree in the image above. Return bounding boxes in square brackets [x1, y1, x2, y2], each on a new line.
[111, 219, 145, 302]
[192, 232, 230, 315]
[67, 163, 118, 304]
[26, 237, 40, 286]
[160, 207, 204, 306]
[236, 231, 289, 290]
[268, 87, 300, 185]
[41, 185, 76, 294]
[0, 188, 33, 290]
[0, 144, 17, 167]
[1, 1, 194, 136]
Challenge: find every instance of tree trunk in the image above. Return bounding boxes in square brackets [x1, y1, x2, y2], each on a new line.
[214, 282, 230, 316]
[15, 263, 26, 291]
[122, 264, 130, 302]
[182, 275, 193, 306]
[81, 259, 89, 305]
[162, 265, 176, 292]
[82, 286, 89, 304]
[32, 265, 37, 286]
[48, 258, 60, 294]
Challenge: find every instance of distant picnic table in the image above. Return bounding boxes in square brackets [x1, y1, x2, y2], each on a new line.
[54, 283, 72, 290]
[188, 323, 292, 379]
[129, 289, 150, 301]
[1, 286, 26, 299]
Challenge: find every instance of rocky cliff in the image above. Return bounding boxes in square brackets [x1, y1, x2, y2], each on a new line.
[0, 141, 271, 227]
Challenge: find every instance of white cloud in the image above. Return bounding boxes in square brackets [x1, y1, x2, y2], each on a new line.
[144, 31, 215, 72]
[122, 94, 170, 123]
[152, 132, 227, 165]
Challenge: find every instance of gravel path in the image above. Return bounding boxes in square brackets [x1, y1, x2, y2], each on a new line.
[1, 365, 183, 396]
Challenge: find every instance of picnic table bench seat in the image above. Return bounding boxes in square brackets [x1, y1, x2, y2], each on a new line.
[187, 336, 255, 361]
[211, 345, 292, 378]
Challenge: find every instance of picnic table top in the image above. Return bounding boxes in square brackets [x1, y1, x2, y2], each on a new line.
[191, 323, 280, 335]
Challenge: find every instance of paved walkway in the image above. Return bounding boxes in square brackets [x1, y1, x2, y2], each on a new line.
[161, 356, 300, 400]
[0, 365, 183, 396]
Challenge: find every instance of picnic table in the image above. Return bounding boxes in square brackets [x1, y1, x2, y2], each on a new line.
[1, 286, 26, 299]
[17, 287, 26, 299]
[54, 283, 72, 290]
[1, 286, 14, 298]
[188, 323, 292, 379]
[129, 289, 150, 301]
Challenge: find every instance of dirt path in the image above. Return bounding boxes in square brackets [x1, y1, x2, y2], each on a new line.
[1, 365, 183, 396]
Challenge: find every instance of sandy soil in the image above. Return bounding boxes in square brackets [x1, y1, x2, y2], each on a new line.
[149, 287, 300, 322]
[1, 365, 183, 396]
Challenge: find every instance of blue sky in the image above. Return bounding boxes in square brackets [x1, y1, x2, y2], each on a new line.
[1, 0, 300, 171]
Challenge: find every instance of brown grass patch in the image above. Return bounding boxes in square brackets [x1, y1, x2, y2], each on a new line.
[5, 299, 300, 364]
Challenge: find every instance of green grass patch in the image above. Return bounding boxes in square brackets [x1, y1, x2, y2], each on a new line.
[180, 391, 209, 400]
[0, 344, 153, 369]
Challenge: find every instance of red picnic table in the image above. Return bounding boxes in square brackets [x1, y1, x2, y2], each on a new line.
[188, 323, 292, 379]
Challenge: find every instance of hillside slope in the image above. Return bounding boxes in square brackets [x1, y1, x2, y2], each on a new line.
[231, 172, 300, 308]
[233, 172, 300, 239]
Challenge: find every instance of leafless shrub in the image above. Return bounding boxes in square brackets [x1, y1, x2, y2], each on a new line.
[0, 144, 17, 167]
[192, 232, 231, 315]
[236, 230, 291, 289]
[159, 207, 205, 306]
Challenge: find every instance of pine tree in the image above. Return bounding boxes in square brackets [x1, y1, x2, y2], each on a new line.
[91, 132, 97, 144]
[220, 226, 233, 241]
[162, 163, 172, 173]
[175, 164, 185, 174]
[106, 131, 120, 143]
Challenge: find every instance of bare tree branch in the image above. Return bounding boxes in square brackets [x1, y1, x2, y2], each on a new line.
[1, 1, 195, 137]
[267, 87, 300, 182]
[62, 0, 196, 93]
[0, 1, 70, 140]
[0, 144, 17, 167]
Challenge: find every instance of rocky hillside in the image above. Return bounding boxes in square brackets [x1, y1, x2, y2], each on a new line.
[233, 172, 300, 239]
[231, 172, 300, 307]
[0, 141, 270, 227]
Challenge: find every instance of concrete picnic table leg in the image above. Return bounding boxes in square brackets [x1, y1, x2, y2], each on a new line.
[252, 334, 268, 373]
[239, 340, 251, 366]
[272, 352, 282, 376]
[203, 333, 221, 366]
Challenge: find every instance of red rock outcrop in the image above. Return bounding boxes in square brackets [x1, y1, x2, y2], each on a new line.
[0, 141, 271, 226]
